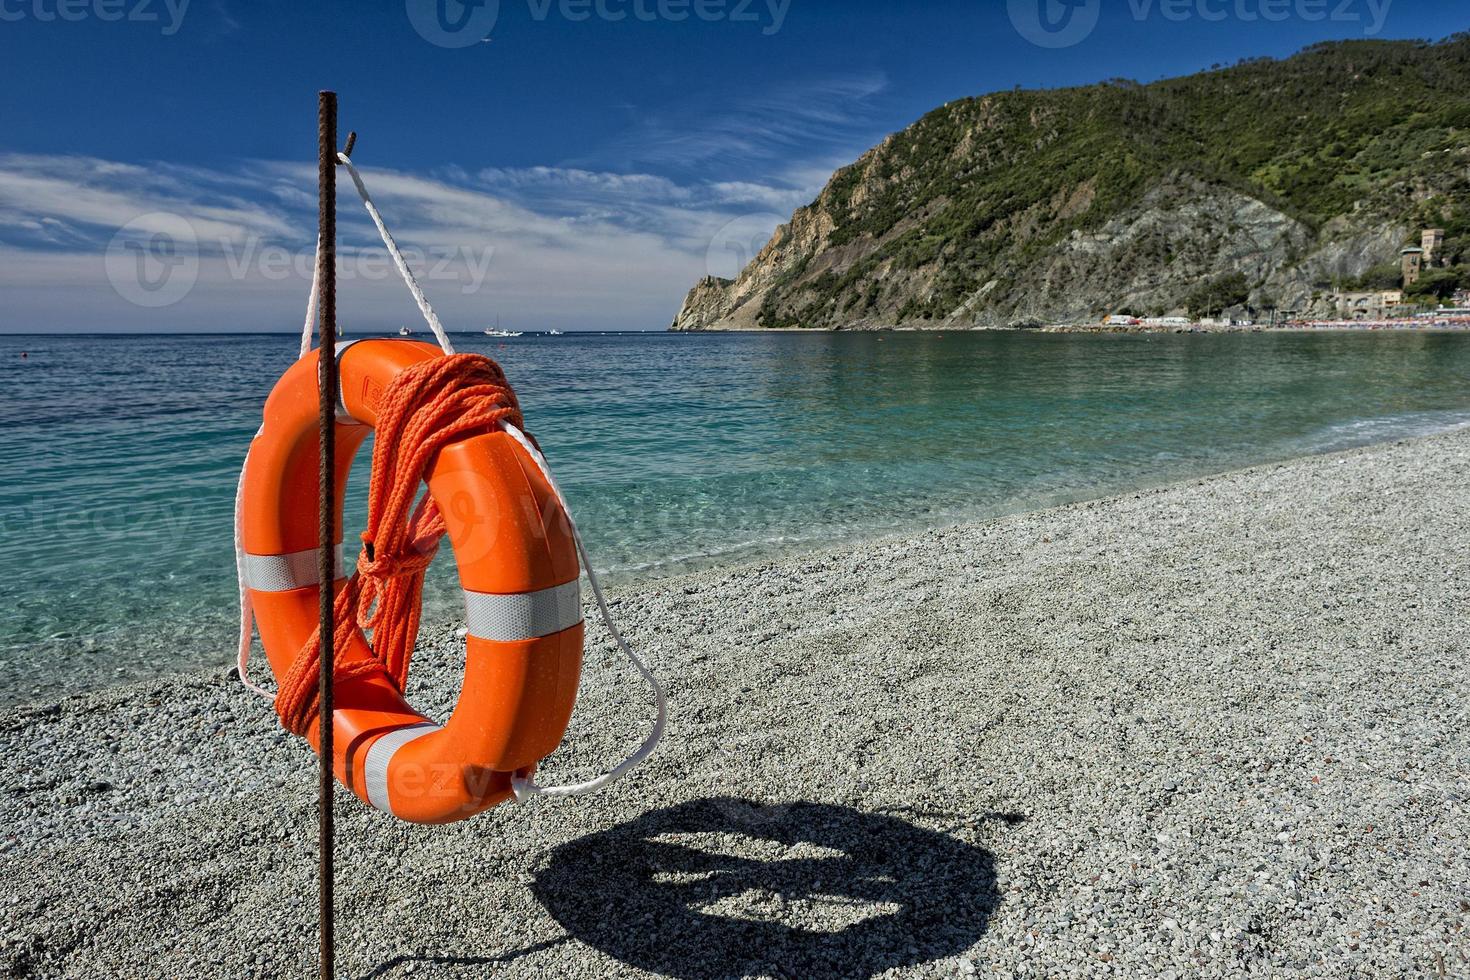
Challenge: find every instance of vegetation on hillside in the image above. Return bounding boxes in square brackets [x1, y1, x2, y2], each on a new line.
[743, 35, 1470, 328]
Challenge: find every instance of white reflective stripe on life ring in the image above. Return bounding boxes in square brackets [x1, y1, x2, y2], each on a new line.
[463, 579, 582, 643]
[364, 721, 442, 814]
[241, 544, 345, 593]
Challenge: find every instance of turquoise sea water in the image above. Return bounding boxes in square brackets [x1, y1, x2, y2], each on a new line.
[3, 329, 1470, 705]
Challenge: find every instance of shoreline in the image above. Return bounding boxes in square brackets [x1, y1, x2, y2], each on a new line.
[5, 428, 1469, 976]
[8, 417, 1469, 711]
[670, 321, 1470, 334]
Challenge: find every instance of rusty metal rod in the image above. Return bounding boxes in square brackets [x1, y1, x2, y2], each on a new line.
[316, 89, 338, 980]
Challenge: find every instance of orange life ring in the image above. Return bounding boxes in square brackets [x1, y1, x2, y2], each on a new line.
[239, 339, 583, 823]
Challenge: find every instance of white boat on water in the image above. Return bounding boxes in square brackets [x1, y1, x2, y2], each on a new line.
[485, 315, 521, 338]
[547, 329, 564, 336]
[398, 325, 412, 336]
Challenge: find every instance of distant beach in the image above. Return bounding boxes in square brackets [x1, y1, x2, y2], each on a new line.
[1038, 318, 1470, 334]
[679, 318, 1470, 334]
[4, 427, 1467, 977]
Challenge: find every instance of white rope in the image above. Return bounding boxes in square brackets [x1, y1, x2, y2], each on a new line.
[500, 422, 667, 801]
[233, 427, 275, 702]
[299, 235, 321, 360]
[235, 155, 663, 798]
[335, 153, 455, 356]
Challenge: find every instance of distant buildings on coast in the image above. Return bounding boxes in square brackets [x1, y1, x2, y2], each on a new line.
[1334, 288, 1405, 320]
[1401, 227, 1444, 287]
[1335, 228, 1450, 320]
[1091, 227, 1467, 332]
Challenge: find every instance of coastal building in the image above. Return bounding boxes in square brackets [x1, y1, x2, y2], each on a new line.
[1422, 228, 1445, 267]
[1401, 246, 1424, 287]
[1336, 290, 1404, 319]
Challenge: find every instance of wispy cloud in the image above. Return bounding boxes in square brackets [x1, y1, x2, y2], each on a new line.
[0, 153, 294, 246]
[584, 71, 889, 173]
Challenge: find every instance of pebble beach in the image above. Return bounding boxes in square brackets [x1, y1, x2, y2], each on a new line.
[2, 428, 1467, 978]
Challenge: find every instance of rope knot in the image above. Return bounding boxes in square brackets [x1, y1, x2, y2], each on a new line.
[355, 543, 436, 581]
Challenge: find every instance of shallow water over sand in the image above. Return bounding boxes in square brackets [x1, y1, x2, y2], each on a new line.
[3, 328, 1469, 703]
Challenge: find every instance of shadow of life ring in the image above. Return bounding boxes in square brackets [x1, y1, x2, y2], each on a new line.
[533, 797, 1001, 978]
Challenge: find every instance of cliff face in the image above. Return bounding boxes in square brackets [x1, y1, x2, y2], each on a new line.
[672, 37, 1470, 330]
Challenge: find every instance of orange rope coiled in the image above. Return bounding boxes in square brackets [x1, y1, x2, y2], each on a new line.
[274, 353, 524, 736]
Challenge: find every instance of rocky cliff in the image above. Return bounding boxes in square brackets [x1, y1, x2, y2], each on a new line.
[672, 36, 1470, 330]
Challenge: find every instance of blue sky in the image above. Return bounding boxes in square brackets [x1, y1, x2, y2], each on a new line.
[0, 0, 1462, 332]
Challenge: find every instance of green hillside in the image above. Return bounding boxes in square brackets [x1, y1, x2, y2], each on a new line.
[674, 35, 1470, 330]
